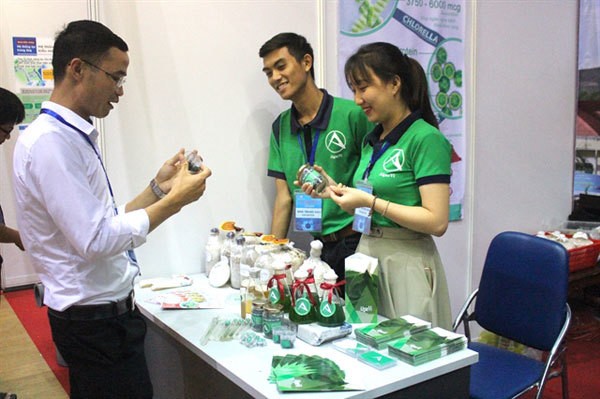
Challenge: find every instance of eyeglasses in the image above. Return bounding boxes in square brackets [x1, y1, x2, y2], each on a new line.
[81, 59, 127, 88]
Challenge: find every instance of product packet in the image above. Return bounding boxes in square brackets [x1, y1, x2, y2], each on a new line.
[331, 338, 370, 358]
[296, 322, 352, 346]
[358, 350, 397, 370]
[344, 253, 379, 323]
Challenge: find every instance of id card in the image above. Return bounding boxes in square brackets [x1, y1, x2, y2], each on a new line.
[352, 181, 373, 234]
[293, 191, 322, 232]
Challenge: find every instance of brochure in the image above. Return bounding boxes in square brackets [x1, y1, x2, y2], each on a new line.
[269, 354, 364, 392]
[387, 327, 467, 366]
[355, 315, 431, 349]
[146, 290, 224, 309]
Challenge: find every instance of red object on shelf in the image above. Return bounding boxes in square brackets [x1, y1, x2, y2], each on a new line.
[567, 239, 600, 272]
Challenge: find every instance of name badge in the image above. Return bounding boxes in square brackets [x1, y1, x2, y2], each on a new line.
[352, 181, 373, 234]
[293, 190, 322, 232]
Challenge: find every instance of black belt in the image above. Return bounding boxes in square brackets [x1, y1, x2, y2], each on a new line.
[320, 224, 358, 243]
[48, 291, 135, 321]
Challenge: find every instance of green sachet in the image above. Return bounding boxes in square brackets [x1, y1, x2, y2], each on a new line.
[345, 253, 379, 323]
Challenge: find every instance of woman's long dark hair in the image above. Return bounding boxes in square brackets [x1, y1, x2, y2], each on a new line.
[344, 42, 438, 129]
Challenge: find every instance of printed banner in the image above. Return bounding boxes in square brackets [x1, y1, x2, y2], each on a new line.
[13, 36, 54, 124]
[339, 0, 466, 220]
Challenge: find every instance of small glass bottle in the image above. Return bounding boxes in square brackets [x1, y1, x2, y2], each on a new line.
[267, 261, 292, 313]
[247, 267, 266, 300]
[230, 236, 245, 289]
[241, 266, 264, 318]
[316, 270, 346, 327]
[186, 151, 203, 173]
[289, 269, 317, 324]
[297, 164, 327, 193]
[204, 227, 221, 277]
[263, 303, 284, 339]
[251, 298, 267, 332]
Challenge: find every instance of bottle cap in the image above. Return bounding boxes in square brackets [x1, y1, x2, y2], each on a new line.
[310, 239, 323, 252]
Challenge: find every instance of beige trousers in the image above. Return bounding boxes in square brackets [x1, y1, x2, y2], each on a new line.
[357, 226, 452, 329]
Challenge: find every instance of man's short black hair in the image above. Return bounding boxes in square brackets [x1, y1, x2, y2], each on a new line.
[53, 20, 128, 83]
[259, 32, 315, 79]
[0, 87, 25, 125]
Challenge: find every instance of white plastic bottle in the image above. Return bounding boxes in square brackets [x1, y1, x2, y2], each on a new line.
[220, 231, 235, 273]
[230, 236, 245, 289]
[204, 227, 221, 276]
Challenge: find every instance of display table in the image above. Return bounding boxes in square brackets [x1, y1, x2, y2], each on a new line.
[135, 275, 477, 399]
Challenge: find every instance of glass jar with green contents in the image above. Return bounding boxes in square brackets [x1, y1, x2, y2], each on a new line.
[290, 269, 317, 324]
[263, 303, 284, 339]
[266, 261, 292, 313]
[316, 270, 346, 327]
[297, 164, 327, 194]
[251, 299, 267, 332]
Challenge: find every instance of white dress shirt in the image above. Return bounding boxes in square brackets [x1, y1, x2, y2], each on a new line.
[13, 101, 150, 311]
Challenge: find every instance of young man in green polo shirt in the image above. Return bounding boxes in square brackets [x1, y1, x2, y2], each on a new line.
[259, 32, 374, 281]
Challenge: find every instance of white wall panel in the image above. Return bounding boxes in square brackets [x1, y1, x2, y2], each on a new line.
[99, 1, 321, 277]
[0, 0, 88, 287]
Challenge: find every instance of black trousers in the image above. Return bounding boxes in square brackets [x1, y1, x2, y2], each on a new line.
[48, 307, 153, 399]
[320, 232, 361, 294]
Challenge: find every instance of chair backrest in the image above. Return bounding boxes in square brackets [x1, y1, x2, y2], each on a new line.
[474, 231, 570, 351]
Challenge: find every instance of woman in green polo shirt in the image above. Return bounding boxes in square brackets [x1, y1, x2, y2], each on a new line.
[303, 42, 452, 329]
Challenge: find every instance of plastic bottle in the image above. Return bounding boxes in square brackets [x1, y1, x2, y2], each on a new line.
[220, 231, 235, 274]
[204, 227, 221, 276]
[230, 236, 244, 289]
[267, 261, 292, 313]
[290, 269, 317, 324]
[316, 270, 346, 327]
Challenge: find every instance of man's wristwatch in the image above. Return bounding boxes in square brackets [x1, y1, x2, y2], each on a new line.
[150, 178, 167, 199]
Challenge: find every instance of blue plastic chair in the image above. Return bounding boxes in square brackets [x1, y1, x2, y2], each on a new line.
[453, 231, 571, 399]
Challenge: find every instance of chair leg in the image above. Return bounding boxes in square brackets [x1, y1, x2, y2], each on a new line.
[561, 356, 569, 399]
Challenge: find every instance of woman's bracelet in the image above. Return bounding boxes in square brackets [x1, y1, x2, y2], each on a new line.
[369, 195, 378, 216]
[381, 200, 391, 217]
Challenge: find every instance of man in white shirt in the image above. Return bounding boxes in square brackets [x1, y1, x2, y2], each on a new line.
[12, 20, 211, 399]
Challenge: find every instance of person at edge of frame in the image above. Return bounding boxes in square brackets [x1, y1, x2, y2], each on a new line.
[300, 42, 453, 329]
[0, 87, 26, 399]
[259, 32, 375, 288]
[11, 20, 212, 399]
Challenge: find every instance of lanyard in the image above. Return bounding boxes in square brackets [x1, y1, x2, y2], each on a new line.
[40, 108, 139, 267]
[40, 108, 116, 210]
[297, 129, 320, 165]
[362, 140, 391, 180]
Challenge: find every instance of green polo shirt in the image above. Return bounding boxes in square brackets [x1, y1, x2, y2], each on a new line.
[354, 111, 451, 229]
[268, 89, 374, 236]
